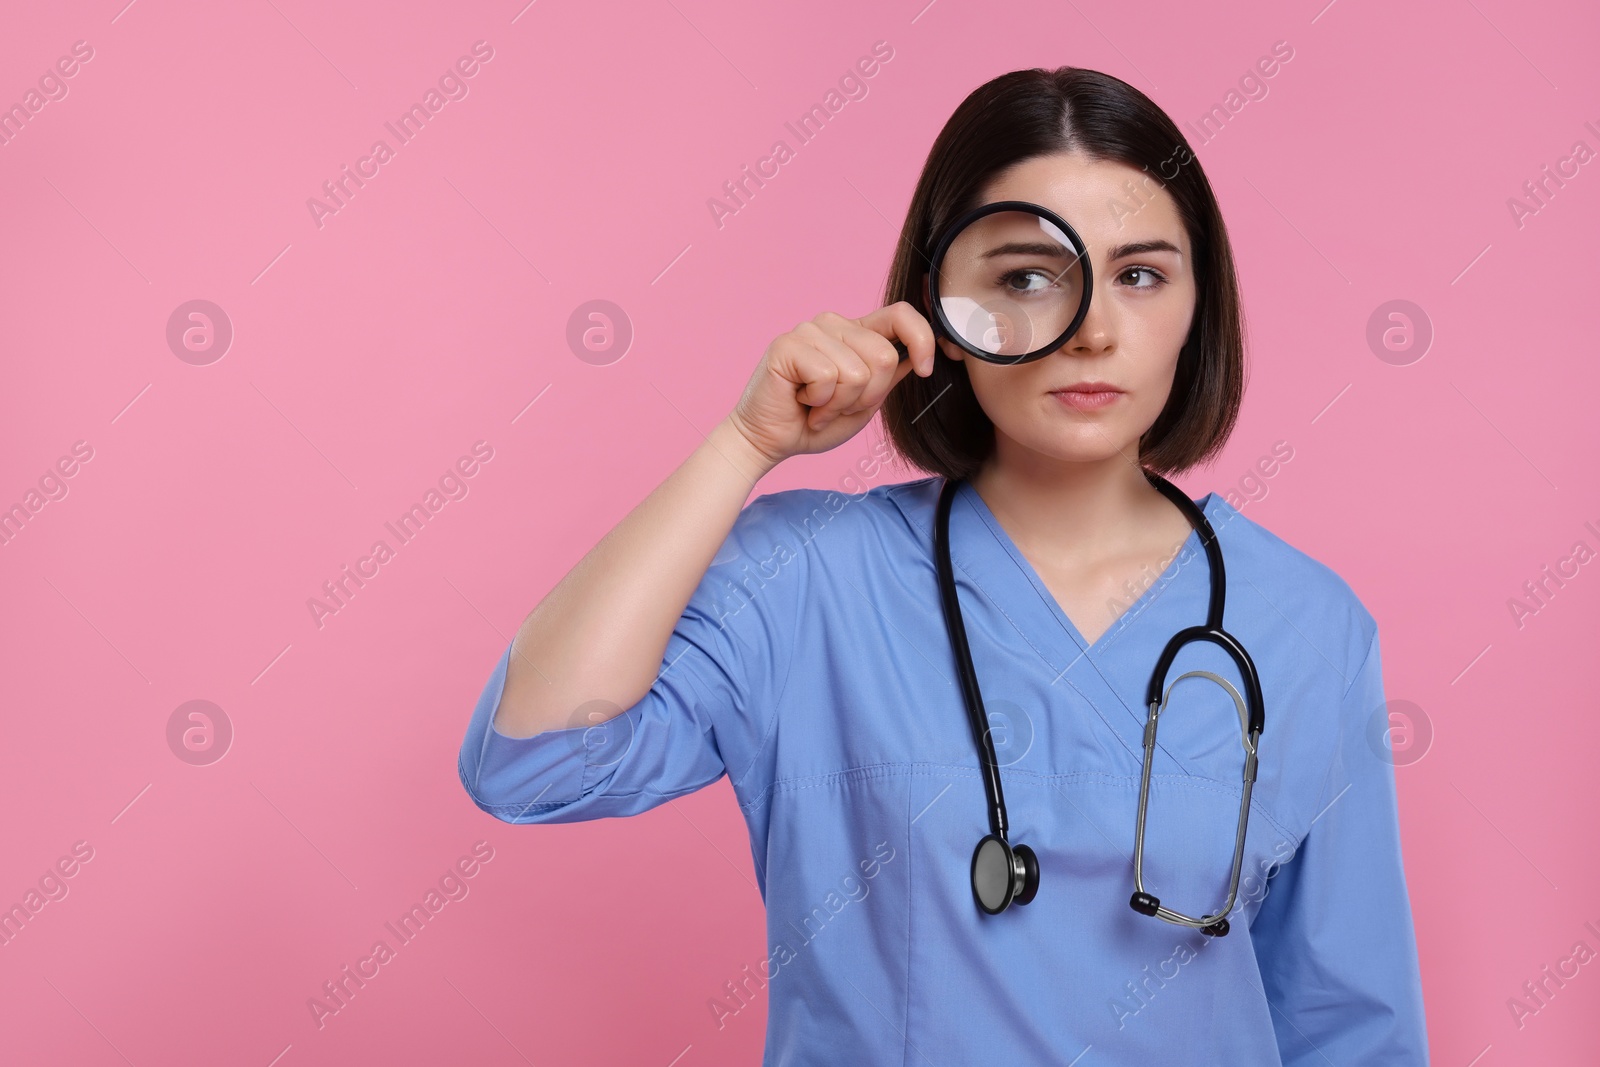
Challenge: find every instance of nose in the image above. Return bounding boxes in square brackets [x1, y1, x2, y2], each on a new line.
[1066, 282, 1117, 357]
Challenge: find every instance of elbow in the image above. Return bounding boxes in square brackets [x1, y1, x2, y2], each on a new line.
[457, 751, 591, 824]
[459, 754, 544, 823]
[458, 758, 509, 821]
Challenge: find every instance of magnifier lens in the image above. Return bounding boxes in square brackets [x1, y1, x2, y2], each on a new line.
[937, 209, 1086, 363]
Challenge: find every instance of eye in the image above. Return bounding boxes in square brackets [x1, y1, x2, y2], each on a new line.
[999, 268, 1056, 294]
[1118, 266, 1167, 289]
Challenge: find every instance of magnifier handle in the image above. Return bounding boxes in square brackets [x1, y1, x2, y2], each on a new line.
[891, 339, 911, 363]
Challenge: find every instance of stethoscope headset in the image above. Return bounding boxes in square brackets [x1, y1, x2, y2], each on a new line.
[903, 199, 1268, 936]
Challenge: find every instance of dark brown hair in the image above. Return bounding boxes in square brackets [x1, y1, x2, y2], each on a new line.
[880, 67, 1245, 479]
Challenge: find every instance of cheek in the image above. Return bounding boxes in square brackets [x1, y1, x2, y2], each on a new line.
[965, 362, 1055, 430]
[1134, 348, 1184, 404]
[1123, 289, 1194, 349]
[1120, 292, 1192, 390]
[962, 361, 1030, 426]
[1115, 352, 1182, 438]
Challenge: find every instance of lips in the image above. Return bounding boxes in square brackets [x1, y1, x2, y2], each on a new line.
[1050, 383, 1122, 395]
[1049, 384, 1123, 412]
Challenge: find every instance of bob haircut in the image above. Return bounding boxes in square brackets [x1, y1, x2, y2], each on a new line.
[880, 66, 1246, 480]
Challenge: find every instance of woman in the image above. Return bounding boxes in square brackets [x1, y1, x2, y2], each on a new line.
[458, 67, 1428, 1063]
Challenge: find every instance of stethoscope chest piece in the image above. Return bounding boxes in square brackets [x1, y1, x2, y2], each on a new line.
[971, 833, 1039, 914]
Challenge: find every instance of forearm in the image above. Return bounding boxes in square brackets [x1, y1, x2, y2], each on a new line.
[491, 417, 779, 739]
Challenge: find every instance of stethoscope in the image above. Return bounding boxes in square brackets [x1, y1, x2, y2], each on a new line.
[932, 473, 1266, 935]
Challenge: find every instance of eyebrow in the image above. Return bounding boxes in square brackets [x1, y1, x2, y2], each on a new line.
[978, 238, 1184, 261]
[1103, 238, 1182, 260]
[979, 241, 1072, 259]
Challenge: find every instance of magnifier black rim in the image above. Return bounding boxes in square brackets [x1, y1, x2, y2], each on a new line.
[926, 199, 1095, 366]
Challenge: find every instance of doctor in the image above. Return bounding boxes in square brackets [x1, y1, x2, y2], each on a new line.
[459, 65, 1429, 1064]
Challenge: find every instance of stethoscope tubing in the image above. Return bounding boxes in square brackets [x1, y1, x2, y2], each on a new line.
[933, 476, 1011, 841]
[933, 473, 1267, 929]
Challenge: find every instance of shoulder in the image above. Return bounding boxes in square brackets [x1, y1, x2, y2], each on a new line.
[1205, 494, 1378, 689]
[690, 479, 933, 626]
[675, 479, 931, 655]
[734, 475, 943, 562]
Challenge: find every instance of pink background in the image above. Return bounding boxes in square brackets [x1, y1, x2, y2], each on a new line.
[2, 0, 1598, 1063]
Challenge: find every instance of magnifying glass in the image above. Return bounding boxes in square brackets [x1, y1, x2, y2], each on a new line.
[892, 200, 1093, 366]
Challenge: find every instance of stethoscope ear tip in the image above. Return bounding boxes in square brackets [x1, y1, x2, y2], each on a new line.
[1129, 891, 1231, 936]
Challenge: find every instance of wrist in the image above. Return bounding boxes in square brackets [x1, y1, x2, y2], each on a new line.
[709, 416, 783, 486]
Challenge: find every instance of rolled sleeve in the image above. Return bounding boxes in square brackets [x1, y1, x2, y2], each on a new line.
[1249, 627, 1430, 1063]
[458, 490, 812, 824]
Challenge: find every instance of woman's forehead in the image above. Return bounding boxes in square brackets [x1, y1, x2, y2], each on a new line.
[978, 152, 1188, 256]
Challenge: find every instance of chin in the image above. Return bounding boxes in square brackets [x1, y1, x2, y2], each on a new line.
[1015, 427, 1138, 465]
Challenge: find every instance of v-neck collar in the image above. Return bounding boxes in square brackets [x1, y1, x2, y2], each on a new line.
[890, 476, 1229, 674]
[956, 478, 1221, 661]
[886, 475, 1238, 773]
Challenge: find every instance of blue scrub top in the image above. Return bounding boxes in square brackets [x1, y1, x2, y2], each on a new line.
[458, 476, 1429, 1065]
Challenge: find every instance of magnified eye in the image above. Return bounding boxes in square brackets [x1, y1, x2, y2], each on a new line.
[1000, 268, 1056, 294]
[936, 206, 1091, 360]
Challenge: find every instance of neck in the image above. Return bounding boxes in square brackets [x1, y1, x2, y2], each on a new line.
[967, 434, 1174, 558]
